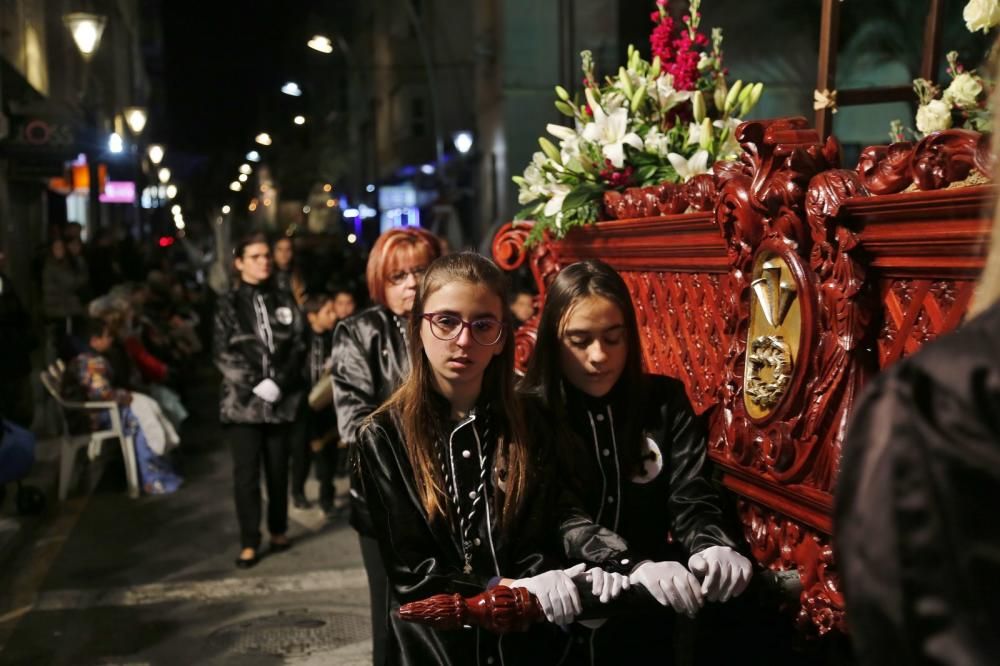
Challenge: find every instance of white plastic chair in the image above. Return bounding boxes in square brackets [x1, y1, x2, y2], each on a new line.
[39, 360, 140, 500]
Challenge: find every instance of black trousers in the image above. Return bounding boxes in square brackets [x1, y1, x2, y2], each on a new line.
[290, 403, 338, 507]
[360, 534, 390, 666]
[227, 422, 290, 550]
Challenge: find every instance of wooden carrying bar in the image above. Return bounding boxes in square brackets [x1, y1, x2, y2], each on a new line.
[492, 117, 993, 637]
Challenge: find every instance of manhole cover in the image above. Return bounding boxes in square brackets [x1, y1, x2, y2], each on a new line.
[208, 608, 370, 657]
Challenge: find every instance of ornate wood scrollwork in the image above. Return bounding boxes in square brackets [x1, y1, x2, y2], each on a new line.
[741, 501, 845, 637]
[491, 222, 566, 373]
[856, 129, 992, 194]
[602, 173, 721, 220]
[711, 118, 849, 490]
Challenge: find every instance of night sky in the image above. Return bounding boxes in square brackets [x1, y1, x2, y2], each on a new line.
[158, 1, 316, 211]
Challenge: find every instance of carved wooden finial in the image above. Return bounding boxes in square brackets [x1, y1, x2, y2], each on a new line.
[398, 586, 545, 635]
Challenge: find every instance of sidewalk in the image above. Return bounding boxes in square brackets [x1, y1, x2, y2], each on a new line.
[0, 372, 372, 665]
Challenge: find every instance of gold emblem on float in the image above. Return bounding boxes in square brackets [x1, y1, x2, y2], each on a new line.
[744, 254, 801, 419]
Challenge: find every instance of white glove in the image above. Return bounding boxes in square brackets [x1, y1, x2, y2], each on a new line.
[252, 378, 282, 403]
[580, 566, 630, 604]
[510, 562, 585, 625]
[628, 560, 703, 617]
[688, 546, 753, 602]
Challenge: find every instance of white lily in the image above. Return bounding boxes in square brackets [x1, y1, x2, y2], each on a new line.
[546, 123, 578, 142]
[667, 150, 711, 182]
[581, 87, 642, 168]
[643, 126, 671, 157]
[517, 163, 546, 204]
[543, 184, 572, 218]
[651, 74, 692, 114]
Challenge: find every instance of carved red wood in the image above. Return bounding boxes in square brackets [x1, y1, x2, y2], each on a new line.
[493, 124, 993, 638]
[398, 586, 543, 634]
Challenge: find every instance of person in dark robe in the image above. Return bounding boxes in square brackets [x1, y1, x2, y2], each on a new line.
[836, 194, 1000, 663]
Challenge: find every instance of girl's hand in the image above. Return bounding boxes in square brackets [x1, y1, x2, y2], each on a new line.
[628, 560, 703, 618]
[688, 546, 753, 602]
[509, 562, 585, 625]
[577, 565, 630, 603]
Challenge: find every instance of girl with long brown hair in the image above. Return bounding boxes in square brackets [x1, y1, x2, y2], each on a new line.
[357, 252, 628, 665]
[520, 259, 752, 664]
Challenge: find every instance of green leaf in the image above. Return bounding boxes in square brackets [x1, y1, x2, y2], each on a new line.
[562, 183, 604, 212]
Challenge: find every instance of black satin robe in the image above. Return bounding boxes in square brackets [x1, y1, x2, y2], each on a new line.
[836, 300, 1000, 665]
[357, 403, 632, 666]
[213, 280, 305, 424]
[331, 304, 410, 535]
[558, 374, 741, 665]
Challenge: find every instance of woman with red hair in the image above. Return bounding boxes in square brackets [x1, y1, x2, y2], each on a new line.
[331, 227, 441, 664]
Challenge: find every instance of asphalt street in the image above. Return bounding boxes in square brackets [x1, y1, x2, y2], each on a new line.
[0, 374, 371, 665]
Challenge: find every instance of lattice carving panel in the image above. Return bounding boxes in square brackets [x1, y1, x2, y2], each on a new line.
[877, 278, 976, 368]
[620, 271, 731, 415]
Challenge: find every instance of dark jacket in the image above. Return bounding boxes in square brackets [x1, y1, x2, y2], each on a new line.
[213, 280, 305, 424]
[557, 374, 741, 664]
[331, 304, 410, 534]
[304, 326, 336, 439]
[836, 300, 1000, 666]
[562, 375, 739, 562]
[357, 402, 628, 666]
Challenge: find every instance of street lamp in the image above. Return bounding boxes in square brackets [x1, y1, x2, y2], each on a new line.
[453, 131, 474, 155]
[148, 144, 165, 165]
[246, 150, 261, 162]
[158, 167, 171, 184]
[293, 115, 306, 125]
[255, 133, 272, 146]
[307, 35, 334, 54]
[63, 12, 107, 60]
[123, 107, 148, 135]
[281, 82, 303, 97]
[64, 10, 108, 234]
[239, 164, 252, 175]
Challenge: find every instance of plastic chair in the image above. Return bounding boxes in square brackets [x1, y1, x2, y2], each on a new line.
[39, 360, 140, 500]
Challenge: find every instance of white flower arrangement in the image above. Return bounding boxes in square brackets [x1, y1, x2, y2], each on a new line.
[892, 52, 991, 142]
[513, 0, 764, 243]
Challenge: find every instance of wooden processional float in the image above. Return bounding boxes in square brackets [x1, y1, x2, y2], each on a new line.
[397, 117, 994, 639]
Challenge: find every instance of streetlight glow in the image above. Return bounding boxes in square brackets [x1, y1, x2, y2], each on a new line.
[255, 133, 272, 146]
[108, 133, 124, 153]
[171, 205, 181, 215]
[293, 115, 305, 125]
[347, 233, 357, 244]
[123, 107, 148, 135]
[280, 82, 302, 97]
[239, 164, 252, 175]
[147, 144, 165, 165]
[222, 205, 231, 215]
[238, 173, 248, 183]
[246, 150, 260, 162]
[307, 35, 333, 54]
[166, 184, 178, 199]
[230, 181, 242, 192]
[453, 131, 474, 155]
[63, 13, 107, 59]
[158, 168, 171, 184]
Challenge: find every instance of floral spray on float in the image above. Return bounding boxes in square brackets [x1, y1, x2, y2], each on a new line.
[513, 0, 765, 244]
[890, 0, 998, 141]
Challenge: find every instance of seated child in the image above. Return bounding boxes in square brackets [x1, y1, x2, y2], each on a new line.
[64, 318, 183, 495]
